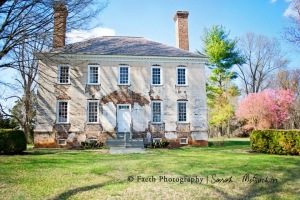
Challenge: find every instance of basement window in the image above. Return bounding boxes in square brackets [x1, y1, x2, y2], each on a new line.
[179, 138, 188, 144]
[58, 65, 70, 84]
[87, 138, 98, 143]
[152, 138, 161, 143]
[57, 139, 67, 145]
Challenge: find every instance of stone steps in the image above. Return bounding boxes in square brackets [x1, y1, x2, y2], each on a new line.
[106, 132, 144, 148]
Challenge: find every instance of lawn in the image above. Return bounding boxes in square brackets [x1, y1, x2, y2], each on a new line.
[0, 140, 299, 200]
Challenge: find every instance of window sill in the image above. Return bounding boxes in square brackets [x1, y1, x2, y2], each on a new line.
[151, 84, 163, 87]
[56, 122, 70, 125]
[86, 122, 101, 125]
[151, 122, 164, 124]
[176, 121, 189, 124]
[175, 84, 188, 87]
[118, 84, 130, 86]
[57, 83, 71, 85]
[87, 83, 101, 86]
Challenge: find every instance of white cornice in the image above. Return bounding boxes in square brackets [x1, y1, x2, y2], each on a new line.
[36, 53, 207, 64]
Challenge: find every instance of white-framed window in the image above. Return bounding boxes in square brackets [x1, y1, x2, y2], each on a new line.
[176, 66, 188, 86]
[88, 65, 100, 85]
[152, 101, 162, 123]
[87, 100, 99, 123]
[177, 101, 187, 122]
[118, 65, 130, 85]
[153, 138, 162, 143]
[179, 138, 188, 144]
[57, 139, 67, 145]
[58, 65, 70, 84]
[57, 100, 69, 123]
[151, 66, 162, 85]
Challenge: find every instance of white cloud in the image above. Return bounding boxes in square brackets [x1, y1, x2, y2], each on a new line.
[283, 0, 300, 19]
[66, 27, 116, 43]
[270, 0, 277, 4]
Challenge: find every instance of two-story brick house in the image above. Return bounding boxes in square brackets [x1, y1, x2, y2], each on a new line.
[34, 2, 208, 148]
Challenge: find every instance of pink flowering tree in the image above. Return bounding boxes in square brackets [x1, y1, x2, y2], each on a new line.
[236, 89, 295, 129]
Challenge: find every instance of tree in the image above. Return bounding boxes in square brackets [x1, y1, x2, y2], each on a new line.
[271, 69, 300, 129]
[237, 33, 288, 95]
[284, 0, 300, 48]
[236, 89, 295, 129]
[0, 0, 107, 142]
[203, 25, 244, 136]
[0, 0, 107, 67]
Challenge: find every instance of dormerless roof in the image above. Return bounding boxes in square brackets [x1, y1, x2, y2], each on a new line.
[51, 36, 205, 58]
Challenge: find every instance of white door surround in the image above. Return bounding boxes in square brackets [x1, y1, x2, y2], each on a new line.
[117, 104, 131, 133]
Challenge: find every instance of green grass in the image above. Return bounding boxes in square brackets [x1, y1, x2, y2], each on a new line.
[0, 139, 299, 200]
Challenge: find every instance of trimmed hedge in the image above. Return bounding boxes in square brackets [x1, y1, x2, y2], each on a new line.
[251, 130, 300, 155]
[0, 129, 27, 154]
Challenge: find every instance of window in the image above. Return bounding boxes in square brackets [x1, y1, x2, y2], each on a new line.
[151, 66, 162, 85]
[87, 138, 98, 143]
[57, 101, 69, 123]
[176, 66, 187, 86]
[118, 66, 130, 85]
[153, 138, 161, 143]
[152, 101, 162, 123]
[177, 101, 187, 122]
[87, 100, 99, 123]
[179, 138, 188, 144]
[118, 105, 130, 110]
[58, 65, 70, 84]
[57, 139, 67, 145]
[88, 65, 100, 84]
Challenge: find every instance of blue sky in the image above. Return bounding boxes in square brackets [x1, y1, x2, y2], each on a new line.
[73, 0, 298, 68]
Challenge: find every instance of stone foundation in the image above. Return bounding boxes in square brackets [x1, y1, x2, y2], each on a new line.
[34, 129, 208, 148]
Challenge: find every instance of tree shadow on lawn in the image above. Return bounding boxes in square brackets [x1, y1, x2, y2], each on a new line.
[51, 180, 121, 200]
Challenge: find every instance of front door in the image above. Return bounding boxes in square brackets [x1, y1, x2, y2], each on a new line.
[117, 104, 131, 133]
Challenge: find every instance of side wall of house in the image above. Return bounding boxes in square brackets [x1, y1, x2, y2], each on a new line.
[34, 55, 207, 147]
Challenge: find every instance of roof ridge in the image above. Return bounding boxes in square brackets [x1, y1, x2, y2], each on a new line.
[52, 36, 206, 58]
[101, 36, 144, 38]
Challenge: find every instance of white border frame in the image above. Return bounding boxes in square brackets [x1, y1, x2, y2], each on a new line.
[177, 101, 188, 123]
[56, 100, 70, 124]
[57, 64, 71, 84]
[176, 66, 188, 86]
[87, 100, 100, 124]
[151, 65, 163, 86]
[151, 100, 163, 124]
[87, 64, 100, 85]
[118, 65, 131, 85]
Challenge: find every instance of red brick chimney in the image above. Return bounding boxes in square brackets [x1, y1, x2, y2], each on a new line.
[174, 11, 189, 51]
[53, 1, 68, 48]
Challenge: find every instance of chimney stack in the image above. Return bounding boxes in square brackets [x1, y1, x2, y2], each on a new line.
[174, 11, 189, 51]
[53, 1, 68, 48]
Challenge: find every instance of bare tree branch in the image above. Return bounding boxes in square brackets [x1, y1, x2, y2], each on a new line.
[237, 33, 288, 94]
